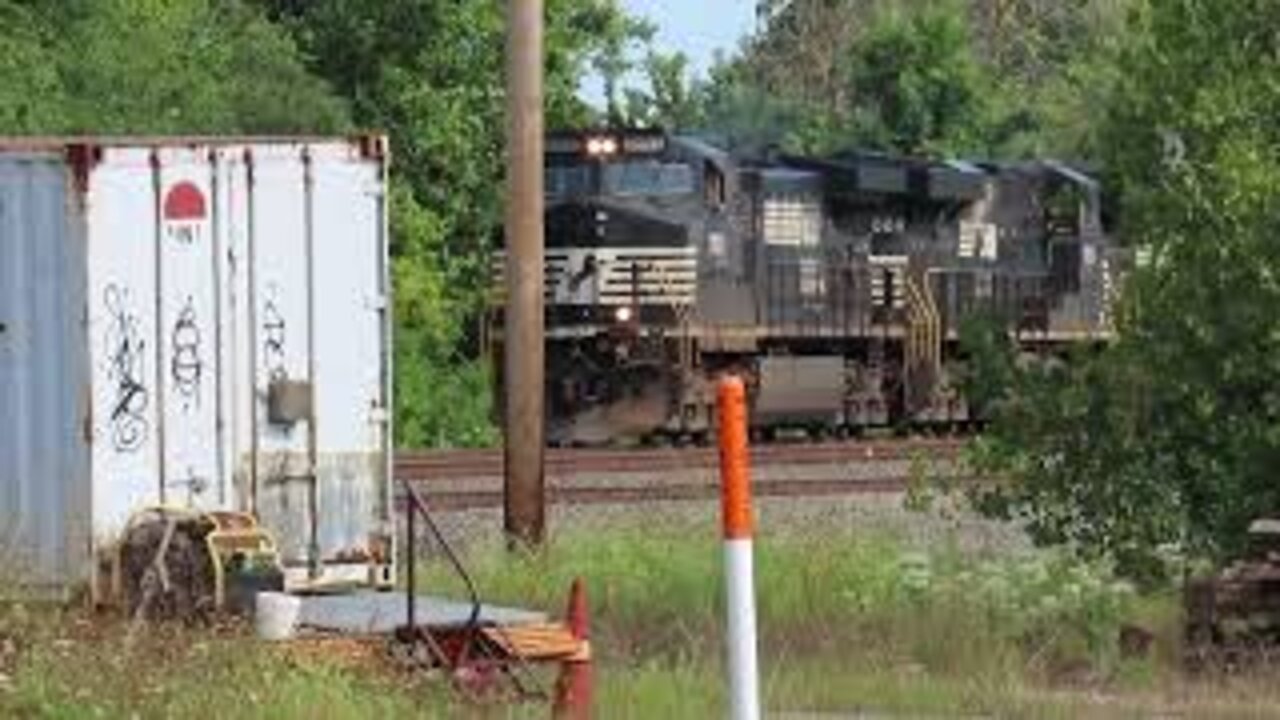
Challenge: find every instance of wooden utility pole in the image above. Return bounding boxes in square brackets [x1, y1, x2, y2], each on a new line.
[503, 0, 546, 547]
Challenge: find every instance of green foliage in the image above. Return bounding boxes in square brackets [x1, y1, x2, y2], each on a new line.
[623, 51, 705, 130]
[706, 0, 1135, 160]
[967, 0, 1280, 575]
[697, 0, 1001, 155]
[0, 2, 64, 132]
[0, 605, 457, 718]
[0, 553, 1268, 718]
[388, 181, 498, 448]
[838, 1, 992, 155]
[973, 0, 1134, 159]
[0, 0, 347, 135]
[584, 4, 657, 124]
[0, 583, 1164, 719]
[963, 324, 1188, 582]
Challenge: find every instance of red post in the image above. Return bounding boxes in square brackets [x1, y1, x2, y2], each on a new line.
[718, 375, 760, 720]
[554, 577, 593, 719]
[718, 376, 754, 541]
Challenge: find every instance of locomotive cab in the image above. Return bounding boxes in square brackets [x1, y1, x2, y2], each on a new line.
[492, 129, 726, 444]
[540, 129, 710, 327]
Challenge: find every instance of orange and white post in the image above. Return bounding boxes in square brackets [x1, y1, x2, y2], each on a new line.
[718, 375, 760, 720]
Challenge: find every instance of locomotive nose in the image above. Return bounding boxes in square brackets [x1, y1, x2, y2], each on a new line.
[567, 253, 599, 292]
[547, 201, 690, 248]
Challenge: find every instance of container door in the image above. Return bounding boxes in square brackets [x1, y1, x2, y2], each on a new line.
[154, 150, 223, 510]
[218, 142, 390, 588]
[243, 146, 318, 573]
[88, 150, 163, 546]
[86, 147, 228, 546]
[307, 145, 390, 579]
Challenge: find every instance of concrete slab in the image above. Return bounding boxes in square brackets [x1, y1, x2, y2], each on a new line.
[296, 591, 547, 635]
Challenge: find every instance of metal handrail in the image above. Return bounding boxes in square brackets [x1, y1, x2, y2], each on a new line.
[401, 478, 481, 633]
[397, 480, 549, 703]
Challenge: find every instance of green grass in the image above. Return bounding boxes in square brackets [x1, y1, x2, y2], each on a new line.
[0, 609, 456, 719]
[3, 520, 1280, 718]
[421, 523, 1134, 678]
[416, 522, 1280, 717]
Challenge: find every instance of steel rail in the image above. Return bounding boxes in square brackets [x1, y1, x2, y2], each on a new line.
[395, 438, 965, 481]
[394, 475, 978, 512]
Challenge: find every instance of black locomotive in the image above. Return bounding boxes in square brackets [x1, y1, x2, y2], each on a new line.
[489, 129, 1123, 445]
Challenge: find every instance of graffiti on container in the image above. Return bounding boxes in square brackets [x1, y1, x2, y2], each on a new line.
[262, 285, 288, 381]
[170, 296, 203, 410]
[170, 467, 209, 500]
[103, 283, 149, 452]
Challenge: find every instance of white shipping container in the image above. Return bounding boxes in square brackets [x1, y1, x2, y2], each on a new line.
[0, 137, 393, 599]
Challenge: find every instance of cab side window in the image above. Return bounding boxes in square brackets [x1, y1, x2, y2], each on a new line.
[704, 161, 726, 210]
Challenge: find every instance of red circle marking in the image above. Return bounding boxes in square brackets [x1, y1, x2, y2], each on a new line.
[163, 181, 206, 221]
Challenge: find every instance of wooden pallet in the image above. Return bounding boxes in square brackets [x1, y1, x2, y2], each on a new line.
[480, 622, 588, 663]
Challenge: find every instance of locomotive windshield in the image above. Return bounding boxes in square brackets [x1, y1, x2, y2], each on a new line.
[602, 161, 695, 196]
[545, 160, 695, 199]
[545, 165, 592, 197]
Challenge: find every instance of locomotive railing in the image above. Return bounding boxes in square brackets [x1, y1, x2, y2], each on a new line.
[903, 273, 942, 413]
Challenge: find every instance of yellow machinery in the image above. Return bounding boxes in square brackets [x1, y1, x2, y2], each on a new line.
[111, 507, 283, 620]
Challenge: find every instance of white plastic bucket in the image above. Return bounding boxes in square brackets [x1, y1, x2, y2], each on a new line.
[255, 591, 302, 641]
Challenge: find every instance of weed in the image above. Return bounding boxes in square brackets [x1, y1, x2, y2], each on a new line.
[420, 524, 1136, 680]
[3, 521, 1278, 717]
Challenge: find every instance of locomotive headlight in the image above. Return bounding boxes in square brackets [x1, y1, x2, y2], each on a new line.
[614, 306, 634, 323]
[585, 136, 618, 157]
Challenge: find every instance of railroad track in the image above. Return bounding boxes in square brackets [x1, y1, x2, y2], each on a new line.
[395, 437, 964, 481]
[399, 476, 976, 511]
[395, 438, 968, 510]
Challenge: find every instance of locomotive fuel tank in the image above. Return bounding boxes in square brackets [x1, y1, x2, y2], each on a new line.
[752, 356, 845, 429]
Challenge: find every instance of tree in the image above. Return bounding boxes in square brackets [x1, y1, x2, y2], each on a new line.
[968, 0, 1280, 577]
[966, 0, 1135, 159]
[584, 7, 656, 124]
[698, 1, 996, 156]
[0, 0, 347, 135]
[749, 0, 873, 121]
[711, 0, 1134, 161]
[0, 2, 66, 132]
[840, 1, 992, 155]
[623, 51, 705, 130]
[696, 52, 807, 152]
